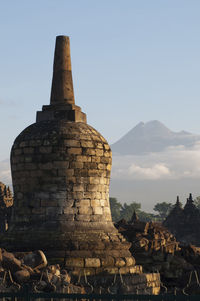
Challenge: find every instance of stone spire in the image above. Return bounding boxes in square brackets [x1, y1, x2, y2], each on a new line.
[50, 36, 75, 105]
[184, 193, 195, 210]
[175, 196, 181, 208]
[36, 36, 86, 123]
[188, 193, 193, 204]
[130, 210, 139, 224]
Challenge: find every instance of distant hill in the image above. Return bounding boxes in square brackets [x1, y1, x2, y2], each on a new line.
[111, 120, 200, 155]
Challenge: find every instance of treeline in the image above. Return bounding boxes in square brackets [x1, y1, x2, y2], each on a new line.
[109, 196, 200, 223]
[109, 197, 175, 222]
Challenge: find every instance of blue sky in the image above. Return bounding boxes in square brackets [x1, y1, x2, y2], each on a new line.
[1, 0, 200, 159]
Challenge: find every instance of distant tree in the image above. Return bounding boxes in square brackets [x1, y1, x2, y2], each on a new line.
[120, 202, 141, 221]
[109, 197, 122, 222]
[153, 202, 173, 219]
[109, 197, 163, 223]
[137, 211, 157, 222]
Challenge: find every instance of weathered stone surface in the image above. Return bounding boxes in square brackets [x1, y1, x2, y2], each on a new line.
[14, 269, 30, 283]
[65, 258, 84, 268]
[2, 250, 22, 272]
[85, 258, 101, 268]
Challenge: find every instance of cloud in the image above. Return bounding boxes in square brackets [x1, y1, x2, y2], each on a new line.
[111, 142, 200, 180]
[128, 163, 170, 180]
[0, 159, 12, 185]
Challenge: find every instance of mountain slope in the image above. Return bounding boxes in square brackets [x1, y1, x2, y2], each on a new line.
[111, 120, 200, 155]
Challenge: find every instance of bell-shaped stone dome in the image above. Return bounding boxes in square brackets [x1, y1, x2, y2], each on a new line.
[6, 36, 136, 275]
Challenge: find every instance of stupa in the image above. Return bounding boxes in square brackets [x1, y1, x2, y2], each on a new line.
[6, 36, 136, 275]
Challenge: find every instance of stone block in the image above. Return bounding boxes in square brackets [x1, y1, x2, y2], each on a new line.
[24, 163, 39, 170]
[93, 207, 103, 215]
[39, 146, 52, 154]
[101, 256, 115, 267]
[68, 148, 82, 155]
[90, 215, 102, 221]
[14, 149, 22, 155]
[99, 177, 107, 185]
[19, 141, 28, 147]
[75, 169, 88, 177]
[51, 191, 66, 199]
[32, 207, 46, 214]
[67, 176, 76, 184]
[24, 157, 32, 163]
[58, 169, 68, 176]
[89, 177, 99, 184]
[115, 258, 126, 267]
[58, 214, 74, 221]
[81, 141, 94, 148]
[65, 169, 74, 176]
[84, 162, 97, 169]
[85, 258, 101, 268]
[87, 184, 97, 192]
[65, 258, 84, 268]
[91, 157, 100, 163]
[124, 257, 135, 267]
[76, 155, 91, 162]
[41, 199, 58, 207]
[76, 268, 96, 276]
[78, 207, 92, 215]
[39, 162, 53, 170]
[129, 265, 143, 274]
[99, 199, 105, 206]
[70, 162, 84, 169]
[103, 207, 111, 214]
[71, 191, 84, 199]
[104, 267, 119, 274]
[73, 185, 84, 192]
[96, 149, 103, 156]
[53, 161, 69, 168]
[100, 157, 111, 164]
[63, 207, 77, 214]
[98, 163, 106, 170]
[23, 147, 34, 154]
[91, 199, 100, 207]
[88, 170, 100, 177]
[75, 214, 90, 221]
[30, 170, 43, 177]
[95, 142, 103, 149]
[106, 164, 111, 171]
[64, 140, 80, 147]
[84, 149, 96, 156]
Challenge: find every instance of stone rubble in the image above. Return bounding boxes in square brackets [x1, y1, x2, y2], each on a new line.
[0, 248, 84, 293]
[115, 214, 200, 293]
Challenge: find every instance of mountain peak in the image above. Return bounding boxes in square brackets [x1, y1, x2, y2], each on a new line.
[129, 120, 172, 138]
[111, 121, 200, 155]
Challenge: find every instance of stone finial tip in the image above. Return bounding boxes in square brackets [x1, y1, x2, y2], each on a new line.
[50, 34, 75, 105]
[56, 35, 70, 40]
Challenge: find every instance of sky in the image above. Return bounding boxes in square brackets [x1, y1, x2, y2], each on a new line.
[1, 1, 200, 158]
[1, 1, 200, 209]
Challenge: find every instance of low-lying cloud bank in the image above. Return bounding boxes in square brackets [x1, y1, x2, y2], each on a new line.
[112, 142, 200, 180]
[0, 159, 11, 185]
